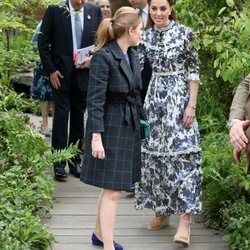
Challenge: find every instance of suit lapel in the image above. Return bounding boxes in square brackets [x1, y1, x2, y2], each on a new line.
[82, 4, 92, 47]
[62, 2, 73, 52]
[109, 41, 136, 94]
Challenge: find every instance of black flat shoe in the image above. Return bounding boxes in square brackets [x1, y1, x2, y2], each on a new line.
[54, 165, 68, 180]
[91, 233, 123, 250]
[69, 162, 81, 178]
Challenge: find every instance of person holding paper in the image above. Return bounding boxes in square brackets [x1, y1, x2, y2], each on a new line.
[80, 6, 143, 249]
[38, 0, 102, 180]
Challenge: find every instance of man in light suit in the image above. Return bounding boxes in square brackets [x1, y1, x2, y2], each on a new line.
[38, 0, 102, 180]
[229, 74, 250, 171]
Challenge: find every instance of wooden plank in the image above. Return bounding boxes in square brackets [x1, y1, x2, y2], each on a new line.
[54, 235, 226, 244]
[43, 214, 203, 223]
[49, 228, 222, 236]
[53, 243, 228, 250]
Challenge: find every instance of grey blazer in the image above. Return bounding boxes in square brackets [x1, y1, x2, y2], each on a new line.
[229, 74, 250, 138]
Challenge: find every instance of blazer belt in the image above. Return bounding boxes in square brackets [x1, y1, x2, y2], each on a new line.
[107, 94, 140, 130]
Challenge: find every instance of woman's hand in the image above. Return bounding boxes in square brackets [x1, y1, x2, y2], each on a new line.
[91, 133, 105, 159]
[182, 106, 196, 128]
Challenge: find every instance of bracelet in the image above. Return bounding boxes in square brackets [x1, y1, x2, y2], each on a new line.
[228, 118, 240, 129]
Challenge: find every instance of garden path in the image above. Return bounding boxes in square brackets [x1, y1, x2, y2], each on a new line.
[28, 114, 229, 250]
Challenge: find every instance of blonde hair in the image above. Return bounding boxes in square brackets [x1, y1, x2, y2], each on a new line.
[94, 6, 141, 52]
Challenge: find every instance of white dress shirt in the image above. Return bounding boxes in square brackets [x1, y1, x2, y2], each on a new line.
[69, 1, 84, 52]
[137, 4, 149, 28]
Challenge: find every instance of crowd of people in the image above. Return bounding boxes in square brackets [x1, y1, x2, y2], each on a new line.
[32, 0, 248, 249]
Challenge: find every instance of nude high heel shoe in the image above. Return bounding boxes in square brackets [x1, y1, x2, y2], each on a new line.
[174, 213, 191, 247]
[147, 215, 170, 230]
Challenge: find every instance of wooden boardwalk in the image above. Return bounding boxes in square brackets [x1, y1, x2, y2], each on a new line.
[28, 114, 228, 250]
[42, 176, 228, 250]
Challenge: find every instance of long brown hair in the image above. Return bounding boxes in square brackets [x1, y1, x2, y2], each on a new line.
[94, 6, 141, 52]
[146, 0, 176, 29]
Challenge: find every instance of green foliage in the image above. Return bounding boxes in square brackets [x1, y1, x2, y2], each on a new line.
[202, 132, 250, 229]
[0, 109, 79, 249]
[174, 4, 250, 248]
[0, 84, 31, 111]
[0, 207, 54, 250]
[0, 0, 62, 86]
[175, 0, 250, 138]
[222, 199, 250, 249]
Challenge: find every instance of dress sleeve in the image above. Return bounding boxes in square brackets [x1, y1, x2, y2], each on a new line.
[86, 50, 110, 133]
[184, 28, 200, 82]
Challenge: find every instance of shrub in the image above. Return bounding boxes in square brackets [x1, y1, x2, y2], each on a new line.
[222, 199, 250, 249]
[202, 132, 250, 229]
[0, 110, 78, 249]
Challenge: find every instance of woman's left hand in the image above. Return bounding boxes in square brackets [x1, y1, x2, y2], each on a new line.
[182, 106, 196, 128]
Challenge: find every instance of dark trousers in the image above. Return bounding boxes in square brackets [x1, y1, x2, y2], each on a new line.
[52, 71, 87, 168]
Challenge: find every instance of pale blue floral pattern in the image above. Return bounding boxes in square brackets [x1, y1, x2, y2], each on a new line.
[135, 21, 202, 216]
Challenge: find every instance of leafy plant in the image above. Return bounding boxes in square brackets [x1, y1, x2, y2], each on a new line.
[0, 109, 79, 249]
[174, 4, 250, 247]
[202, 132, 250, 229]
[0, 0, 62, 87]
[222, 199, 250, 249]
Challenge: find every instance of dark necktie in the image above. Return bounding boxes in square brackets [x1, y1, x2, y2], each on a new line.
[75, 13, 82, 49]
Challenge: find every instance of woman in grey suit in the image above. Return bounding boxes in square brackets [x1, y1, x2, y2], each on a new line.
[80, 7, 143, 250]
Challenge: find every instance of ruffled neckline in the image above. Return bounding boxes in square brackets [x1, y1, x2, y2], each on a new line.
[153, 20, 175, 32]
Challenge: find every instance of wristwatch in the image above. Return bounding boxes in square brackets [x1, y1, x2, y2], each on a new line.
[188, 104, 196, 109]
[228, 118, 240, 129]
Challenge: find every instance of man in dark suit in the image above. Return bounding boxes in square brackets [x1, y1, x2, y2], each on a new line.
[38, 0, 102, 180]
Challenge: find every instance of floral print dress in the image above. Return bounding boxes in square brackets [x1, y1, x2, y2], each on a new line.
[30, 21, 53, 102]
[135, 21, 202, 216]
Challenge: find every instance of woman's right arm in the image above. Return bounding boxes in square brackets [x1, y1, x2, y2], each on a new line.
[87, 50, 110, 159]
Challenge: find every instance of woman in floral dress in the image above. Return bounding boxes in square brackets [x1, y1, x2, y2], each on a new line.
[31, 21, 53, 136]
[134, 0, 202, 246]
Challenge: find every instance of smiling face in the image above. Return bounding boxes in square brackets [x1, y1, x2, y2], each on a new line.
[98, 0, 111, 18]
[149, 0, 172, 28]
[70, 0, 84, 11]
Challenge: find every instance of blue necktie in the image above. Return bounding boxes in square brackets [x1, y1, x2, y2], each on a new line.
[138, 9, 144, 28]
[75, 13, 82, 49]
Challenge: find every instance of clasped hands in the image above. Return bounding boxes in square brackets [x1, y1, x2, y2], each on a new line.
[229, 120, 250, 162]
